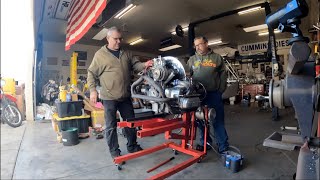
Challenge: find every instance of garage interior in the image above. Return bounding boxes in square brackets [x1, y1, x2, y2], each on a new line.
[1, 0, 320, 179]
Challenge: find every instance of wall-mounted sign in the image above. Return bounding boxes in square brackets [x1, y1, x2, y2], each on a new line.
[55, 0, 72, 20]
[44, 0, 57, 18]
[44, 0, 72, 20]
[238, 38, 290, 53]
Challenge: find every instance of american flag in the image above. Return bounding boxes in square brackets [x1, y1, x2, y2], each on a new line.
[65, 0, 107, 50]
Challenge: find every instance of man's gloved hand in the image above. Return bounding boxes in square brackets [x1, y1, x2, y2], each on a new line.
[144, 60, 153, 68]
[90, 90, 98, 104]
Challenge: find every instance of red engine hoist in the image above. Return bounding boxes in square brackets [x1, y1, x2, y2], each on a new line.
[114, 107, 210, 180]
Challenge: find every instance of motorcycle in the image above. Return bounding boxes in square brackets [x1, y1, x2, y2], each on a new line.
[0, 79, 23, 127]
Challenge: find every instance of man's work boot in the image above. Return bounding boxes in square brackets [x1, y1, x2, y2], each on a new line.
[111, 149, 125, 165]
[196, 144, 212, 152]
[127, 144, 143, 153]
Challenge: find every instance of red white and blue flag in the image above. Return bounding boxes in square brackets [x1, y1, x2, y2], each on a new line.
[65, 0, 107, 50]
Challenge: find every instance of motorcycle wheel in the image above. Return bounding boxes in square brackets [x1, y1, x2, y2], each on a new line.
[3, 105, 22, 127]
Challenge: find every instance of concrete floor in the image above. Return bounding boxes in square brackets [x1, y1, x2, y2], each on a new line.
[1, 105, 300, 179]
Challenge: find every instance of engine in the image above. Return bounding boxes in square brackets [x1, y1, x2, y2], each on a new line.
[131, 56, 206, 114]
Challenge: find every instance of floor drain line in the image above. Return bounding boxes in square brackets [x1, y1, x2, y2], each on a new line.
[11, 126, 27, 179]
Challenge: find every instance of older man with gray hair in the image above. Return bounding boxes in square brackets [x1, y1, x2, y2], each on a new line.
[87, 27, 153, 160]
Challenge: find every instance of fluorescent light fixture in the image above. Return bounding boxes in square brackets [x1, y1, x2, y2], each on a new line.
[171, 27, 188, 35]
[208, 40, 222, 45]
[159, 44, 182, 51]
[238, 6, 263, 15]
[243, 24, 268, 32]
[258, 30, 281, 36]
[129, 38, 143, 45]
[118, 5, 136, 19]
[115, 4, 136, 19]
[92, 28, 109, 40]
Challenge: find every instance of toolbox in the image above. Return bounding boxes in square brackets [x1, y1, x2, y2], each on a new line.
[55, 100, 83, 118]
[53, 113, 91, 133]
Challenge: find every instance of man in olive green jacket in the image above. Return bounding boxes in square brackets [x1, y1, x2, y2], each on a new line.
[187, 36, 229, 153]
[87, 27, 153, 159]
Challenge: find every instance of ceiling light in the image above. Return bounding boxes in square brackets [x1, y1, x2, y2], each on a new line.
[238, 6, 263, 15]
[208, 40, 222, 45]
[115, 4, 136, 19]
[171, 27, 188, 35]
[243, 24, 268, 32]
[118, 5, 136, 19]
[92, 28, 109, 40]
[159, 44, 182, 51]
[258, 30, 281, 36]
[129, 38, 143, 45]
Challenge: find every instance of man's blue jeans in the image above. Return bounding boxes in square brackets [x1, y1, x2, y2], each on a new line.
[197, 91, 229, 153]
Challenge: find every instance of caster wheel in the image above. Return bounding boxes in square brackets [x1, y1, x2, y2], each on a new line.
[173, 149, 179, 155]
[116, 165, 122, 170]
[197, 158, 202, 163]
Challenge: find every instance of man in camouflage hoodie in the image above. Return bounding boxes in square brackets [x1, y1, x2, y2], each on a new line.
[187, 36, 229, 153]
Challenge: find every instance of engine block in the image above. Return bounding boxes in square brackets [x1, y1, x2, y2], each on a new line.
[131, 56, 206, 114]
